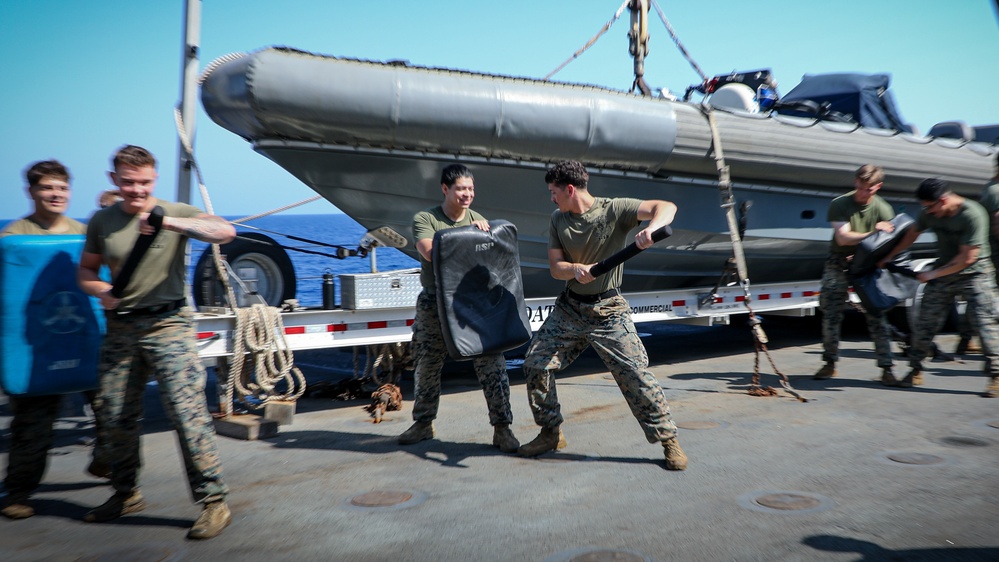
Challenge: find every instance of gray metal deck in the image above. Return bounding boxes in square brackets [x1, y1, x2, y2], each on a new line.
[2, 316, 997, 561]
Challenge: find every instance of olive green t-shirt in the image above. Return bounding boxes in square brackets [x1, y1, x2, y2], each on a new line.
[826, 192, 894, 256]
[83, 200, 201, 309]
[916, 199, 991, 275]
[0, 216, 86, 236]
[413, 206, 487, 293]
[978, 180, 999, 260]
[549, 197, 641, 295]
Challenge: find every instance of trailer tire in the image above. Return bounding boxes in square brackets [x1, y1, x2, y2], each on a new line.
[193, 233, 296, 308]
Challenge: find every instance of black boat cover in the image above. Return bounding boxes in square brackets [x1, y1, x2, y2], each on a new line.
[778, 73, 913, 133]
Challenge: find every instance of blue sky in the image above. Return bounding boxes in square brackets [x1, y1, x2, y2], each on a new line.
[2, 0, 997, 221]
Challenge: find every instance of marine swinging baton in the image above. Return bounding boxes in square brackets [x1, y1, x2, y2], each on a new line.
[110, 205, 165, 298]
[588, 225, 672, 278]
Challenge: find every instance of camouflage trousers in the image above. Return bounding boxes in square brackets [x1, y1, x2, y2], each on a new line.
[910, 265, 999, 375]
[522, 293, 677, 443]
[3, 394, 62, 501]
[4, 391, 108, 502]
[410, 291, 513, 426]
[95, 308, 228, 503]
[819, 258, 894, 368]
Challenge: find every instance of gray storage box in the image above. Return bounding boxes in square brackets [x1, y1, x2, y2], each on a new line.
[340, 268, 422, 310]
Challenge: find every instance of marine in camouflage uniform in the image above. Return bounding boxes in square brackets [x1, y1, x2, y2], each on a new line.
[815, 165, 897, 384]
[880, 178, 999, 397]
[1, 160, 98, 520]
[518, 160, 687, 470]
[397, 164, 517, 452]
[955, 156, 999, 355]
[77, 145, 234, 539]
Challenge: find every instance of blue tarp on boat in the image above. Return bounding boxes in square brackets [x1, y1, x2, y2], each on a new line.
[778, 73, 913, 133]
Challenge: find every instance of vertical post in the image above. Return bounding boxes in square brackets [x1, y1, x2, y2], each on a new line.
[176, 0, 202, 204]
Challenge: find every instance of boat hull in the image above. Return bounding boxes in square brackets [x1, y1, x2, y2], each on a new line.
[253, 141, 931, 298]
[200, 47, 990, 298]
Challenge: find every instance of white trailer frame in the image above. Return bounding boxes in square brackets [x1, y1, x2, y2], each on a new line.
[193, 279, 820, 359]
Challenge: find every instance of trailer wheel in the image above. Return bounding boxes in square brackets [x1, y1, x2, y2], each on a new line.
[193, 233, 296, 308]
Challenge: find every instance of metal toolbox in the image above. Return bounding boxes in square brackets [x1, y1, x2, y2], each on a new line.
[339, 268, 422, 310]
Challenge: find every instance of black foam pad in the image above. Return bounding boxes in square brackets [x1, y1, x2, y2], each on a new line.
[848, 213, 914, 277]
[432, 220, 531, 359]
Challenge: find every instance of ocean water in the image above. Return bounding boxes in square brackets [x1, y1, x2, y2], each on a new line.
[194, 213, 418, 308]
[0, 213, 419, 309]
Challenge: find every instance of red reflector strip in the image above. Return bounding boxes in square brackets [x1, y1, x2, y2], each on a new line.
[406, 319, 415, 326]
[803, 291, 817, 297]
[713, 297, 723, 304]
[671, 300, 685, 307]
[368, 321, 388, 329]
[329, 324, 347, 332]
[735, 296, 745, 302]
[196, 332, 216, 340]
[781, 292, 792, 299]
[285, 326, 305, 335]
[758, 294, 770, 300]
[326, 320, 415, 333]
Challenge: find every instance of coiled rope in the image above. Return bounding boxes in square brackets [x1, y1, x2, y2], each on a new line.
[175, 97, 306, 415]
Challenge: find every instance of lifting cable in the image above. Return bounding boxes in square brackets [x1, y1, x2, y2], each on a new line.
[544, 0, 630, 81]
[175, 109, 306, 415]
[648, 0, 708, 84]
[700, 105, 807, 402]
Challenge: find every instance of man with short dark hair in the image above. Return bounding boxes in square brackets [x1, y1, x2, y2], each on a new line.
[396, 164, 519, 453]
[880, 178, 999, 396]
[1, 160, 96, 520]
[78, 145, 237, 538]
[517, 160, 687, 470]
[814, 164, 898, 385]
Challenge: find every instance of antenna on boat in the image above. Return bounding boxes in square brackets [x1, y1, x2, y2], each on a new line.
[176, 0, 201, 204]
[628, 0, 652, 96]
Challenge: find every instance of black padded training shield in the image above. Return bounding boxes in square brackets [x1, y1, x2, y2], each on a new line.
[848, 213, 915, 277]
[848, 212, 919, 313]
[433, 220, 531, 360]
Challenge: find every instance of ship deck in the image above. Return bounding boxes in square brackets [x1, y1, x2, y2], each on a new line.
[2, 315, 998, 561]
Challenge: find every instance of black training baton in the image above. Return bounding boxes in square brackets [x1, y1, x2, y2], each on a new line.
[110, 205, 165, 298]
[589, 225, 672, 278]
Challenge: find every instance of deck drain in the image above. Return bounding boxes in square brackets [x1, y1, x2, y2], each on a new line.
[344, 489, 427, 511]
[351, 491, 412, 506]
[738, 491, 834, 514]
[676, 420, 723, 430]
[886, 452, 945, 465]
[939, 436, 990, 448]
[544, 548, 653, 562]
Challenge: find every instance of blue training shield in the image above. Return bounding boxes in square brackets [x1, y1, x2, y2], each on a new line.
[0, 235, 105, 395]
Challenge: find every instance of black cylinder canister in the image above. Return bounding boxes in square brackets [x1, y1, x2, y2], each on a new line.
[322, 271, 335, 309]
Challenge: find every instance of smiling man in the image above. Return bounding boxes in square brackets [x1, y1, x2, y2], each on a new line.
[77, 145, 236, 539]
[880, 178, 999, 396]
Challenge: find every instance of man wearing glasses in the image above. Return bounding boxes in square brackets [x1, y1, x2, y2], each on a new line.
[880, 178, 999, 396]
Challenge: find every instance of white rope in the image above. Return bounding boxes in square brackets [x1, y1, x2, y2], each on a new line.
[230, 196, 323, 225]
[229, 304, 308, 407]
[175, 107, 308, 412]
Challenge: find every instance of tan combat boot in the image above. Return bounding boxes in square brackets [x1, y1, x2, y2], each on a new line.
[983, 376, 999, 398]
[84, 490, 146, 522]
[398, 421, 435, 445]
[663, 437, 688, 471]
[492, 424, 520, 453]
[880, 367, 898, 387]
[516, 426, 567, 457]
[1, 500, 34, 520]
[898, 369, 923, 388]
[813, 362, 837, 380]
[188, 500, 232, 540]
[955, 336, 982, 355]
